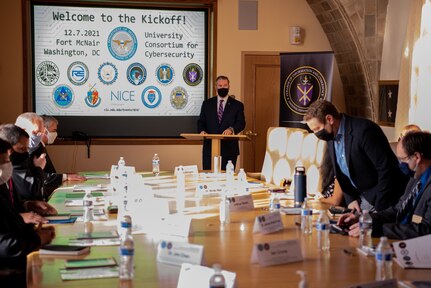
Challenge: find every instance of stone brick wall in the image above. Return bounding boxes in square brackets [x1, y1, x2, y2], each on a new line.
[306, 0, 389, 120]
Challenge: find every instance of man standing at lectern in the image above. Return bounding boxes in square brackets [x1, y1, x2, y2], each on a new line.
[197, 75, 246, 171]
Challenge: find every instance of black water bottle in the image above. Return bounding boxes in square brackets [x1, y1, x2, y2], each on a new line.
[294, 166, 307, 207]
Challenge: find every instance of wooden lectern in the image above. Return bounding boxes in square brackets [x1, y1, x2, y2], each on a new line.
[180, 133, 250, 165]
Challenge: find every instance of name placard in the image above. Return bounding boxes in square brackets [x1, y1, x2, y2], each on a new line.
[252, 212, 284, 234]
[157, 240, 204, 266]
[196, 182, 223, 198]
[175, 165, 198, 176]
[250, 239, 303, 267]
[393, 234, 431, 269]
[177, 263, 236, 288]
[157, 215, 193, 237]
[229, 194, 254, 211]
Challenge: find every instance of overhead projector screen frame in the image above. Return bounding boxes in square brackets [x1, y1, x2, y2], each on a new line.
[23, 0, 216, 139]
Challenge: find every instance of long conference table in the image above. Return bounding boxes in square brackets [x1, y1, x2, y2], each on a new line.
[27, 172, 430, 288]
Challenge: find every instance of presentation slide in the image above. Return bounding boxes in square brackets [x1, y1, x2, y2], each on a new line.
[32, 5, 206, 118]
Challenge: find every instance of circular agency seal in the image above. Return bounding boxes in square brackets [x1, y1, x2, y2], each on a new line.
[170, 86, 188, 110]
[52, 84, 74, 108]
[67, 61, 89, 86]
[107, 26, 138, 61]
[283, 66, 327, 115]
[127, 63, 147, 86]
[156, 63, 174, 85]
[98, 62, 118, 85]
[141, 86, 162, 109]
[85, 84, 101, 108]
[183, 63, 203, 86]
[36, 61, 59, 86]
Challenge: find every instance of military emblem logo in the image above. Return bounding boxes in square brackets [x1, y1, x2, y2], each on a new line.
[107, 27, 137, 61]
[36, 61, 59, 86]
[156, 63, 174, 85]
[283, 66, 327, 115]
[183, 63, 203, 86]
[142, 86, 162, 109]
[52, 85, 74, 108]
[98, 62, 118, 85]
[127, 63, 147, 86]
[170, 86, 188, 110]
[85, 83, 101, 108]
[67, 61, 89, 86]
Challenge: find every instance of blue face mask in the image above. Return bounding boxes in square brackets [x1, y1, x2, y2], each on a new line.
[29, 133, 42, 149]
[399, 161, 415, 177]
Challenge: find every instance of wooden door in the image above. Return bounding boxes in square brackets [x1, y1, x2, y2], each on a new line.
[242, 53, 280, 172]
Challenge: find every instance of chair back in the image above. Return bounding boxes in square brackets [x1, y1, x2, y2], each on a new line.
[260, 127, 326, 195]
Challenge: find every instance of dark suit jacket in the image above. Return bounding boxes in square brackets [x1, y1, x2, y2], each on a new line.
[371, 172, 431, 239]
[327, 114, 408, 211]
[0, 184, 41, 272]
[197, 96, 246, 157]
[43, 151, 63, 196]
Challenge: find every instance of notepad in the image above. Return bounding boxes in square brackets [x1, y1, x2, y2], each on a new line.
[60, 267, 119, 280]
[65, 257, 117, 269]
[44, 213, 71, 220]
[39, 244, 90, 256]
[75, 231, 119, 240]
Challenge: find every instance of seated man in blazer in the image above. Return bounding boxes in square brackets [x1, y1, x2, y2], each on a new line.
[338, 131, 431, 240]
[197, 75, 246, 171]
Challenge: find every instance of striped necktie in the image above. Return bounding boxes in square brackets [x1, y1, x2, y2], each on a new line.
[218, 99, 224, 123]
[397, 180, 422, 223]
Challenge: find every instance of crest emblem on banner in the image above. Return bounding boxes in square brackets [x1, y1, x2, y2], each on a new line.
[142, 86, 162, 109]
[284, 66, 327, 115]
[85, 84, 101, 108]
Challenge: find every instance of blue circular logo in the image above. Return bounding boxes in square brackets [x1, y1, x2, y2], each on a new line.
[156, 63, 174, 85]
[107, 27, 138, 61]
[142, 86, 162, 109]
[67, 61, 89, 86]
[98, 62, 118, 85]
[85, 84, 101, 108]
[127, 63, 147, 86]
[53, 85, 74, 108]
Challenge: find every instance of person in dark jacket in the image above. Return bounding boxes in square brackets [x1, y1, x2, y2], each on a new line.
[40, 115, 85, 197]
[0, 138, 55, 286]
[197, 75, 246, 170]
[304, 100, 408, 212]
[338, 131, 431, 240]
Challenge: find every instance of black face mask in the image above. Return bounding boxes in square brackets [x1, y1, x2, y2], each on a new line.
[399, 162, 415, 178]
[10, 151, 29, 166]
[217, 88, 229, 97]
[315, 128, 334, 141]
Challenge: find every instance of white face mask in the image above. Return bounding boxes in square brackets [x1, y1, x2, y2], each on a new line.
[0, 162, 13, 185]
[47, 131, 58, 145]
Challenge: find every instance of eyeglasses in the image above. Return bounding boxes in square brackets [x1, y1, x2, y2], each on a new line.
[397, 155, 410, 162]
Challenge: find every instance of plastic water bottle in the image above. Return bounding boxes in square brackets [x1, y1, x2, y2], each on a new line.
[119, 216, 134, 280]
[237, 168, 248, 193]
[316, 210, 330, 251]
[359, 210, 373, 251]
[152, 153, 160, 176]
[301, 197, 312, 234]
[269, 193, 280, 212]
[219, 195, 230, 224]
[375, 236, 393, 280]
[119, 215, 132, 242]
[118, 157, 126, 167]
[209, 264, 226, 288]
[82, 189, 94, 222]
[176, 166, 185, 213]
[225, 160, 235, 190]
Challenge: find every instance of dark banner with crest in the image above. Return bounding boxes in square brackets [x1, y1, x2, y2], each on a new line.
[279, 51, 334, 129]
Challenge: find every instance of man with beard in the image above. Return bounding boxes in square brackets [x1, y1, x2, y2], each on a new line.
[197, 76, 246, 171]
[303, 100, 408, 212]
